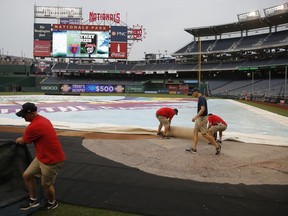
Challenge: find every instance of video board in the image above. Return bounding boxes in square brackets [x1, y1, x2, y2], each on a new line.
[47, 25, 128, 59]
[34, 6, 145, 59]
[52, 31, 109, 58]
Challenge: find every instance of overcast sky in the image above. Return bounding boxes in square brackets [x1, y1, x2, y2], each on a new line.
[0, 0, 286, 60]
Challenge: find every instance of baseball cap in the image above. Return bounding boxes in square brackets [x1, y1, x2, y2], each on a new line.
[192, 88, 200, 93]
[16, 102, 37, 117]
[174, 108, 178, 115]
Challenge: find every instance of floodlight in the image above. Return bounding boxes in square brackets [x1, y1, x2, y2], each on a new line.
[237, 10, 261, 22]
[264, 3, 288, 17]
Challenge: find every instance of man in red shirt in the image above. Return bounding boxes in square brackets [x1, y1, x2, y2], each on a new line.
[208, 113, 228, 144]
[15, 102, 65, 211]
[156, 107, 178, 139]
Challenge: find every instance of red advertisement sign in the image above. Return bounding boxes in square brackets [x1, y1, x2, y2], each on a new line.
[132, 28, 142, 39]
[52, 24, 109, 31]
[34, 40, 51, 57]
[110, 42, 127, 59]
[167, 85, 179, 91]
[89, 12, 121, 24]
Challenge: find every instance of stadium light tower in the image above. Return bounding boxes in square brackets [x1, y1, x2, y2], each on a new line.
[144, 52, 147, 64]
[251, 71, 254, 99]
[285, 66, 287, 98]
[157, 50, 161, 63]
[198, 37, 202, 87]
[237, 10, 261, 22]
[264, 3, 288, 17]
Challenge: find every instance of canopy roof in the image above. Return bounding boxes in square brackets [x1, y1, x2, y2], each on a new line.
[185, 10, 288, 37]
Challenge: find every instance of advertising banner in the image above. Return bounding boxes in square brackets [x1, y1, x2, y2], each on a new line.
[89, 12, 121, 24]
[53, 24, 109, 31]
[60, 84, 125, 93]
[85, 84, 125, 93]
[110, 42, 127, 59]
[125, 85, 144, 93]
[110, 26, 127, 42]
[167, 84, 179, 91]
[70, 84, 86, 93]
[35, 6, 82, 19]
[40, 85, 59, 92]
[34, 40, 51, 57]
[128, 26, 145, 40]
[60, 18, 81, 24]
[34, 23, 51, 40]
[34, 62, 51, 74]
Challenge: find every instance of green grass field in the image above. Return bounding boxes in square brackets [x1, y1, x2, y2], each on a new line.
[32, 203, 140, 216]
[236, 99, 288, 117]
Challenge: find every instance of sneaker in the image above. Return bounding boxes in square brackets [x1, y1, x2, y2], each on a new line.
[157, 132, 163, 136]
[217, 140, 222, 144]
[43, 200, 59, 210]
[215, 145, 221, 155]
[19, 198, 40, 211]
[186, 148, 197, 153]
[162, 136, 170, 139]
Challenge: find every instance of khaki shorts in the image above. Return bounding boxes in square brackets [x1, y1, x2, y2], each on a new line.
[156, 115, 170, 127]
[194, 116, 208, 135]
[209, 123, 227, 134]
[25, 157, 63, 187]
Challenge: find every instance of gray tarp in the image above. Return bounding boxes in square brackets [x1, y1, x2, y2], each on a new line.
[0, 140, 31, 208]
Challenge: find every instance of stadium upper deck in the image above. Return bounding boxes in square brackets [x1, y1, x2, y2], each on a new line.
[173, 4, 288, 57]
[184, 8, 288, 37]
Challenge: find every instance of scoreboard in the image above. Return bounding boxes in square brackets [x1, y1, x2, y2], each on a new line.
[34, 24, 127, 59]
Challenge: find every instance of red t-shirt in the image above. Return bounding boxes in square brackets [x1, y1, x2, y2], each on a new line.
[156, 107, 176, 120]
[23, 115, 65, 164]
[208, 114, 227, 126]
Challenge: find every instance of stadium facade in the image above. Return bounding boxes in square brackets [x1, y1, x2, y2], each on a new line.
[0, 3, 287, 104]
